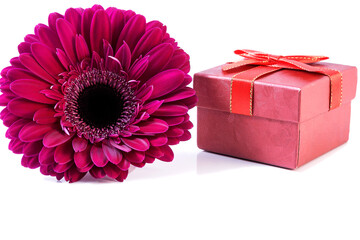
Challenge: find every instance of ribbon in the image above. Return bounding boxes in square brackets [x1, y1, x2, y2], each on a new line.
[222, 49, 343, 116]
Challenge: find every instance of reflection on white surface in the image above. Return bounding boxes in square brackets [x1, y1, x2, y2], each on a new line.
[197, 151, 262, 174]
[294, 143, 347, 172]
[128, 151, 196, 181]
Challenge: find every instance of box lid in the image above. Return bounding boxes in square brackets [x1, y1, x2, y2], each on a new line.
[194, 62, 357, 123]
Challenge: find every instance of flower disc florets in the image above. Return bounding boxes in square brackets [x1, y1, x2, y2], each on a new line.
[64, 69, 137, 142]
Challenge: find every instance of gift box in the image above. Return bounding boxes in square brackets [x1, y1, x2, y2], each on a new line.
[194, 50, 357, 169]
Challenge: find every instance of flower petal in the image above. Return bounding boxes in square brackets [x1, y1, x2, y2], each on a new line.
[54, 141, 74, 164]
[10, 79, 56, 104]
[107, 56, 121, 73]
[122, 137, 150, 151]
[43, 129, 73, 148]
[164, 49, 188, 70]
[184, 114, 190, 122]
[74, 145, 92, 169]
[91, 4, 104, 12]
[128, 56, 149, 80]
[19, 53, 57, 84]
[180, 60, 190, 74]
[19, 122, 54, 142]
[2, 112, 20, 127]
[89, 166, 106, 179]
[152, 103, 188, 117]
[24, 34, 39, 43]
[161, 116, 185, 126]
[136, 85, 153, 103]
[124, 10, 135, 20]
[146, 146, 164, 158]
[81, 8, 94, 47]
[105, 7, 116, 18]
[142, 43, 174, 79]
[8, 98, 48, 119]
[127, 125, 140, 133]
[9, 139, 25, 154]
[179, 95, 198, 109]
[65, 8, 82, 33]
[142, 100, 163, 115]
[0, 94, 14, 106]
[90, 144, 108, 167]
[72, 137, 88, 152]
[31, 42, 65, 78]
[116, 14, 146, 51]
[18, 42, 31, 54]
[6, 68, 38, 81]
[109, 139, 132, 152]
[114, 42, 131, 71]
[161, 87, 196, 103]
[166, 127, 184, 138]
[115, 170, 128, 182]
[48, 12, 63, 31]
[78, 162, 94, 173]
[39, 146, 55, 165]
[102, 143, 123, 164]
[146, 20, 166, 33]
[64, 166, 86, 183]
[168, 137, 180, 145]
[124, 150, 145, 163]
[75, 35, 90, 60]
[56, 18, 77, 64]
[6, 119, 29, 139]
[10, 57, 25, 68]
[103, 38, 114, 64]
[37, 25, 62, 50]
[132, 27, 163, 60]
[21, 155, 40, 169]
[90, 9, 111, 54]
[138, 118, 169, 134]
[149, 134, 168, 146]
[54, 161, 73, 173]
[117, 158, 130, 171]
[103, 163, 122, 179]
[146, 69, 184, 100]
[158, 145, 174, 162]
[144, 156, 155, 164]
[0, 80, 11, 91]
[23, 141, 43, 156]
[39, 164, 55, 176]
[0, 108, 9, 120]
[56, 49, 72, 70]
[109, 9, 124, 47]
[40, 89, 63, 101]
[179, 130, 191, 141]
[179, 121, 194, 130]
[33, 108, 57, 124]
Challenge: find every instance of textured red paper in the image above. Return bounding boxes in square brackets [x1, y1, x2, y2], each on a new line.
[194, 62, 357, 168]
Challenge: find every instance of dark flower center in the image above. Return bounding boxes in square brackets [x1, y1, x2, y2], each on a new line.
[77, 85, 124, 129]
[64, 69, 137, 141]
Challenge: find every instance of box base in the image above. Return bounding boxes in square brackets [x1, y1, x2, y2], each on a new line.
[197, 103, 351, 169]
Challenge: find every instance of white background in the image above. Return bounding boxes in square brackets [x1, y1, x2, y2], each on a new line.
[0, 0, 359, 239]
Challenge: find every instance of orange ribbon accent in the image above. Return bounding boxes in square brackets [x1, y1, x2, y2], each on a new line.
[222, 49, 343, 116]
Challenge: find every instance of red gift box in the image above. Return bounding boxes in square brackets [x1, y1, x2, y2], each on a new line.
[194, 50, 357, 169]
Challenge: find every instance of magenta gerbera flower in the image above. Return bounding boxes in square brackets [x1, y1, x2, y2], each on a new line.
[0, 5, 197, 182]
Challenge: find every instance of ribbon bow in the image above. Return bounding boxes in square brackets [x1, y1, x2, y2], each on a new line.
[222, 49, 342, 116]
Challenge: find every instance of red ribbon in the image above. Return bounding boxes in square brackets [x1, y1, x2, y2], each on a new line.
[222, 49, 343, 116]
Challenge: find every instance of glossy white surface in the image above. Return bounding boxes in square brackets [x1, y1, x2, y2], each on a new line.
[0, 0, 359, 239]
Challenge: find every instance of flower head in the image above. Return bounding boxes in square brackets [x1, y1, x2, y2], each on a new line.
[0, 5, 197, 182]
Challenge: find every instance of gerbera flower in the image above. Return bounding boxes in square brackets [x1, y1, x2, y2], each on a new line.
[0, 5, 197, 182]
